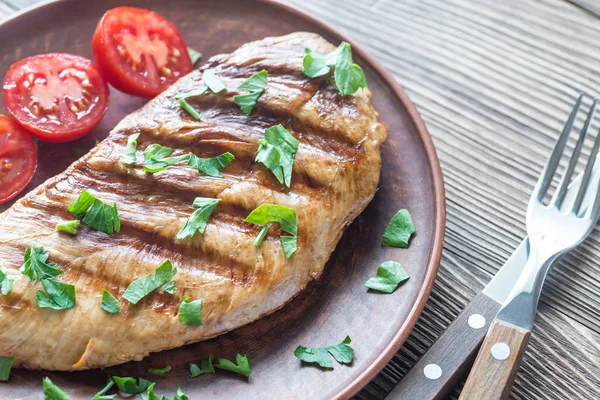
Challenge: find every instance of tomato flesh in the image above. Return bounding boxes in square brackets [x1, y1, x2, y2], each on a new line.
[0, 116, 37, 204]
[92, 7, 193, 98]
[3, 53, 109, 143]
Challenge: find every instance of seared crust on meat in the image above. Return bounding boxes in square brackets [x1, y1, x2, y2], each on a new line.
[0, 32, 387, 370]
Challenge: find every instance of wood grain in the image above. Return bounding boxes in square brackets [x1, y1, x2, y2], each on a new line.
[388, 293, 501, 399]
[2, 0, 600, 399]
[460, 320, 531, 400]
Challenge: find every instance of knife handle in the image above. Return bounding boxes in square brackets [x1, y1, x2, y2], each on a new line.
[386, 293, 501, 400]
[459, 320, 531, 400]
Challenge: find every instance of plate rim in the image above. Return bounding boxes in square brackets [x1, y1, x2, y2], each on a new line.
[0, 0, 446, 398]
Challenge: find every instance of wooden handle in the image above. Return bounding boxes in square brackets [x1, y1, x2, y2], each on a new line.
[387, 293, 501, 400]
[459, 319, 531, 400]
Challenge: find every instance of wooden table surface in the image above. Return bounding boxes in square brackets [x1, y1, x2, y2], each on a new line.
[2, 0, 600, 399]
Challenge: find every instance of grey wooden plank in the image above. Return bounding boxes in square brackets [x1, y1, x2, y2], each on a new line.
[1, 0, 600, 399]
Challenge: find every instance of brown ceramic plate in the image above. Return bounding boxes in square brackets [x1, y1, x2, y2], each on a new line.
[0, 0, 445, 398]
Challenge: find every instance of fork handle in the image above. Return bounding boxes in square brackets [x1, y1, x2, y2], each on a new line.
[459, 320, 531, 400]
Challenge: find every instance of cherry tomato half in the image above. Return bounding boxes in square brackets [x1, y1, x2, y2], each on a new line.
[3, 53, 109, 143]
[92, 7, 193, 98]
[0, 116, 37, 204]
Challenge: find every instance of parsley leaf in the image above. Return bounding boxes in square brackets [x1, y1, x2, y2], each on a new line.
[143, 144, 190, 173]
[67, 190, 96, 219]
[82, 200, 121, 234]
[36, 279, 76, 310]
[334, 44, 367, 96]
[189, 354, 215, 378]
[111, 376, 153, 395]
[92, 378, 116, 400]
[255, 124, 299, 187]
[365, 261, 410, 293]
[163, 280, 175, 295]
[0, 267, 14, 295]
[43, 377, 70, 399]
[68, 191, 121, 235]
[234, 70, 268, 115]
[55, 220, 80, 235]
[245, 204, 298, 258]
[176, 198, 220, 240]
[0, 357, 14, 381]
[303, 43, 367, 96]
[178, 296, 203, 326]
[101, 290, 120, 314]
[146, 384, 189, 400]
[382, 209, 415, 248]
[20, 246, 62, 282]
[148, 365, 171, 375]
[187, 152, 234, 177]
[294, 336, 354, 369]
[120, 133, 140, 165]
[214, 354, 251, 378]
[122, 260, 177, 304]
[203, 68, 226, 93]
[187, 47, 202, 64]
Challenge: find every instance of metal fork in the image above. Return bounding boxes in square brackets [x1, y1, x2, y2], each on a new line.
[459, 94, 600, 400]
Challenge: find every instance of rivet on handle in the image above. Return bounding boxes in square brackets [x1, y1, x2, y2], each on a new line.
[423, 363, 442, 380]
[467, 314, 486, 329]
[491, 342, 511, 360]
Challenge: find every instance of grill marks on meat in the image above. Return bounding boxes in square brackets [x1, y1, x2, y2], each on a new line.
[0, 32, 387, 370]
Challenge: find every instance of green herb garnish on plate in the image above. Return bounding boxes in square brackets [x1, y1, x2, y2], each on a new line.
[245, 204, 297, 258]
[214, 354, 252, 378]
[176, 197, 220, 240]
[122, 260, 177, 304]
[43, 377, 70, 399]
[234, 70, 268, 115]
[101, 290, 120, 314]
[365, 261, 409, 293]
[36, 279, 76, 310]
[303, 42, 366, 96]
[20, 246, 62, 282]
[0, 357, 14, 382]
[294, 336, 354, 369]
[382, 209, 415, 248]
[178, 296, 203, 326]
[255, 124, 299, 188]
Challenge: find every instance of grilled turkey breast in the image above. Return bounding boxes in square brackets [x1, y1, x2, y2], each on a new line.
[0, 32, 387, 370]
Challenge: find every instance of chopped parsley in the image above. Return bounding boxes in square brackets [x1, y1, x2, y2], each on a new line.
[187, 47, 202, 64]
[67, 189, 96, 219]
[253, 225, 269, 247]
[36, 279, 76, 310]
[92, 378, 116, 400]
[0, 267, 14, 295]
[111, 376, 153, 395]
[189, 354, 215, 378]
[68, 191, 120, 234]
[234, 70, 268, 115]
[55, 220, 80, 235]
[176, 198, 221, 240]
[178, 296, 203, 326]
[43, 377, 70, 399]
[255, 124, 299, 187]
[147, 384, 189, 400]
[143, 144, 189, 173]
[203, 68, 226, 93]
[101, 290, 120, 314]
[364, 261, 410, 293]
[381, 209, 415, 248]
[294, 336, 354, 369]
[163, 280, 175, 295]
[303, 42, 367, 96]
[187, 152, 234, 177]
[148, 365, 172, 376]
[178, 97, 201, 120]
[0, 357, 14, 381]
[120, 133, 140, 165]
[245, 204, 297, 258]
[82, 200, 120, 234]
[20, 246, 62, 282]
[214, 354, 252, 378]
[122, 260, 177, 304]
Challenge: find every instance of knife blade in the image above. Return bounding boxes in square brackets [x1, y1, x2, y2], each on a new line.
[386, 155, 595, 399]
